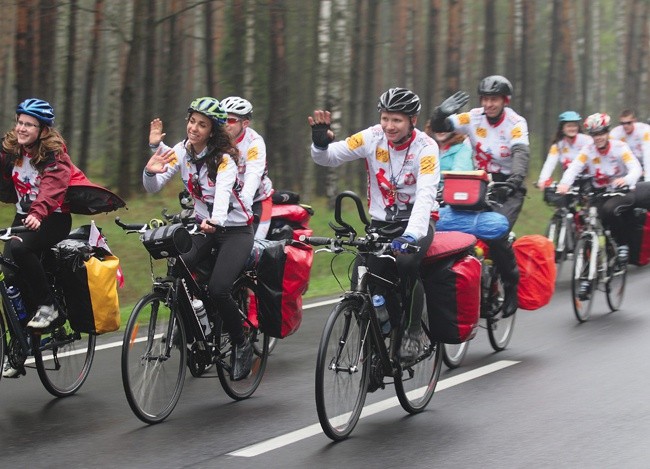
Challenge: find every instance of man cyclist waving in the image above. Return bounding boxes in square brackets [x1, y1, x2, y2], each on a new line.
[308, 88, 439, 363]
[429, 75, 530, 318]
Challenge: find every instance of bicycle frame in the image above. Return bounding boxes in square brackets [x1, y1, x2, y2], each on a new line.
[0, 266, 30, 356]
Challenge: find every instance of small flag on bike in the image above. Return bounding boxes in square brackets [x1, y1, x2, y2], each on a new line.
[89, 220, 125, 288]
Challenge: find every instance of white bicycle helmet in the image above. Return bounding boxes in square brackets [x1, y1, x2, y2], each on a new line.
[584, 113, 611, 135]
[220, 96, 253, 117]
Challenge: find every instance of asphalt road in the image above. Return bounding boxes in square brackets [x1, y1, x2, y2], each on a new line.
[1, 265, 650, 469]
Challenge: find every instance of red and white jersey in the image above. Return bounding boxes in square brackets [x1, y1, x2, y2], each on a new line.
[311, 125, 439, 239]
[609, 122, 650, 173]
[559, 140, 642, 190]
[143, 141, 251, 226]
[537, 133, 593, 185]
[235, 127, 273, 205]
[449, 107, 529, 175]
[12, 153, 61, 215]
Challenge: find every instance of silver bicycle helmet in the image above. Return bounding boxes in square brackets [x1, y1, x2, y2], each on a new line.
[220, 96, 253, 117]
[377, 88, 421, 116]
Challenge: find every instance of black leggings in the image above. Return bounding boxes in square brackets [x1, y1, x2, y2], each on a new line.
[182, 225, 254, 343]
[3, 212, 72, 313]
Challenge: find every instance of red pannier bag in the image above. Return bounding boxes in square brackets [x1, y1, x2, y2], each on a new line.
[269, 203, 314, 241]
[442, 170, 489, 211]
[629, 208, 650, 266]
[255, 239, 313, 338]
[421, 231, 481, 344]
[513, 235, 556, 310]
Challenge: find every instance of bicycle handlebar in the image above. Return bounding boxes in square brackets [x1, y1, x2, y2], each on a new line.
[0, 225, 31, 241]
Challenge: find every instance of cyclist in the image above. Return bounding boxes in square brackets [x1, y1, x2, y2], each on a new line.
[609, 109, 650, 177]
[145, 97, 255, 381]
[0, 99, 70, 377]
[308, 87, 439, 363]
[220, 96, 274, 238]
[537, 111, 593, 190]
[557, 113, 642, 267]
[429, 75, 529, 317]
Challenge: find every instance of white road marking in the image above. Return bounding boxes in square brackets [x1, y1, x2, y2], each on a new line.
[40, 298, 341, 356]
[227, 360, 520, 457]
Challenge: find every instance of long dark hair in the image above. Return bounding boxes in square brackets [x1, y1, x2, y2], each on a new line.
[185, 113, 239, 180]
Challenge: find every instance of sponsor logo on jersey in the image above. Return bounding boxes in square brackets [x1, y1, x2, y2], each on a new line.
[376, 147, 389, 163]
[476, 127, 487, 138]
[247, 146, 259, 161]
[218, 155, 230, 171]
[347, 132, 364, 150]
[458, 112, 470, 125]
[420, 155, 436, 174]
[511, 126, 522, 139]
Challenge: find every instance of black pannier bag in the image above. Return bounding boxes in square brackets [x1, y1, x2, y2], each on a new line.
[141, 223, 192, 259]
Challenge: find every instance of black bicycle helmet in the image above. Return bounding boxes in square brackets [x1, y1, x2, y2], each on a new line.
[477, 75, 513, 99]
[377, 88, 421, 116]
[16, 98, 55, 127]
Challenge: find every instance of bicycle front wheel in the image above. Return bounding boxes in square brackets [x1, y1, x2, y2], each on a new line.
[487, 273, 516, 351]
[395, 303, 443, 413]
[315, 297, 369, 441]
[572, 236, 597, 322]
[121, 291, 186, 424]
[217, 277, 269, 400]
[442, 341, 469, 369]
[34, 315, 96, 397]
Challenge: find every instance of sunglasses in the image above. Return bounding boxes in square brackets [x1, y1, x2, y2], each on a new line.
[619, 121, 634, 125]
[226, 117, 241, 124]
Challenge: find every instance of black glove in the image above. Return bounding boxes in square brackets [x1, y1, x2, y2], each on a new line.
[439, 91, 470, 116]
[311, 123, 334, 149]
[506, 174, 524, 191]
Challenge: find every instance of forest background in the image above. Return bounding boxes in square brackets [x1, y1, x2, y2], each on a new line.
[1, 0, 649, 307]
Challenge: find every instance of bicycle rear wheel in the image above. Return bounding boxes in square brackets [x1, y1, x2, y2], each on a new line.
[315, 297, 369, 441]
[121, 291, 186, 424]
[487, 273, 516, 351]
[605, 242, 627, 312]
[217, 277, 269, 400]
[443, 341, 469, 369]
[572, 236, 597, 322]
[34, 314, 96, 397]
[395, 303, 443, 413]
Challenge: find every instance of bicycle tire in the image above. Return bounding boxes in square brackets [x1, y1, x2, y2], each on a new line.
[395, 303, 443, 413]
[0, 315, 5, 384]
[572, 236, 597, 322]
[315, 297, 369, 441]
[121, 291, 187, 424]
[34, 315, 96, 397]
[546, 215, 566, 280]
[487, 273, 516, 351]
[605, 242, 627, 312]
[442, 341, 469, 369]
[217, 277, 269, 400]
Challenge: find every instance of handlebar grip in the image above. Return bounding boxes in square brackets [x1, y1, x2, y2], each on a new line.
[114, 217, 148, 231]
[299, 235, 332, 246]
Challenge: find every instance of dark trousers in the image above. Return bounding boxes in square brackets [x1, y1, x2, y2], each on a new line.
[363, 220, 434, 333]
[598, 181, 650, 246]
[3, 212, 72, 313]
[182, 224, 254, 343]
[486, 189, 524, 285]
